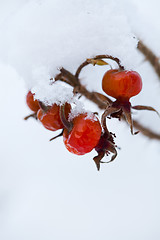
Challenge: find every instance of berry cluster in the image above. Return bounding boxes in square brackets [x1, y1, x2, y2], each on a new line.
[26, 91, 103, 169]
[25, 55, 159, 170]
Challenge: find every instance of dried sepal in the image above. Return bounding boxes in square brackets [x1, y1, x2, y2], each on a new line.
[93, 92, 112, 105]
[93, 132, 117, 171]
[101, 105, 121, 132]
[105, 143, 117, 163]
[122, 105, 139, 135]
[93, 151, 105, 171]
[122, 105, 134, 134]
[132, 105, 160, 117]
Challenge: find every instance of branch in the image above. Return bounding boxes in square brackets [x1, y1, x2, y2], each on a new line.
[75, 55, 125, 79]
[133, 120, 160, 140]
[138, 40, 160, 78]
[24, 112, 37, 120]
[55, 67, 160, 141]
[57, 68, 108, 109]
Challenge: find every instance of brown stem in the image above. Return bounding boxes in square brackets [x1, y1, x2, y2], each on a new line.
[49, 130, 64, 141]
[60, 68, 80, 87]
[59, 104, 73, 132]
[75, 55, 125, 79]
[138, 40, 160, 78]
[56, 68, 108, 109]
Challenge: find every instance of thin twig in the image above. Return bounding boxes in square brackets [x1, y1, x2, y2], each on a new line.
[56, 68, 108, 109]
[49, 130, 64, 141]
[75, 55, 125, 79]
[24, 112, 37, 120]
[138, 40, 160, 78]
[133, 120, 160, 140]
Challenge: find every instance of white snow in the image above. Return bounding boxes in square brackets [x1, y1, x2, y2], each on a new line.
[68, 104, 99, 122]
[0, 0, 140, 105]
[68, 101, 86, 121]
[32, 80, 74, 106]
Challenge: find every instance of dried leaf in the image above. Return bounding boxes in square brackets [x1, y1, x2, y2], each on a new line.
[87, 58, 109, 66]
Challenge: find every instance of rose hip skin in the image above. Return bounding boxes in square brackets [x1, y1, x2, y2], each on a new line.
[102, 69, 142, 100]
[37, 103, 71, 131]
[26, 91, 40, 112]
[63, 114, 102, 155]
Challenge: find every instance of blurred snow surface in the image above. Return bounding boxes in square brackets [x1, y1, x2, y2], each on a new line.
[0, 0, 160, 240]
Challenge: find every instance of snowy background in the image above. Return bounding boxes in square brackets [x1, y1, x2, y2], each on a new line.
[0, 0, 160, 239]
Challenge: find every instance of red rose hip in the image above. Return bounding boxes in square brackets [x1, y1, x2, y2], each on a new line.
[102, 69, 142, 100]
[37, 103, 71, 131]
[26, 91, 40, 112]
[63, 113, 102, 155]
